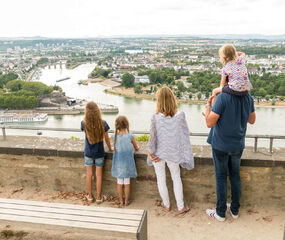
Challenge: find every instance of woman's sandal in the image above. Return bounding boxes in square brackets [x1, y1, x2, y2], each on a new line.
[161, 202, 171, 212]
[178, 206, 190, 214]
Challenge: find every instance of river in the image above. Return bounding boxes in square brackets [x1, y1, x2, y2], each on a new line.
[6, 63, 285, 148]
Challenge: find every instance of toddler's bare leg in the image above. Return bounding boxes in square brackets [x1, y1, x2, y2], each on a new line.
[117, 184, 124, 206]
[212, 86, 223, 96]
[124, 184, 130, 206]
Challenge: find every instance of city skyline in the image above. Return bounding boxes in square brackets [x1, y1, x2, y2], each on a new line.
[1, 0, 285, 38]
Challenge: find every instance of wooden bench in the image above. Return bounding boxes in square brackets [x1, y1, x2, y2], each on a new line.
[0, 198, 147, 240]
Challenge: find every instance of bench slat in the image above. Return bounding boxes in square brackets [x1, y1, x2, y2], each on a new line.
[0, 214, 138, 233]
[0, 198, 143, 215]
[0, 208, 140, 227]
[0, 203, 142, 221]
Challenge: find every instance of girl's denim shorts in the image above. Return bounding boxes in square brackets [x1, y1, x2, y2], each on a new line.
[84, 156, 104, 167]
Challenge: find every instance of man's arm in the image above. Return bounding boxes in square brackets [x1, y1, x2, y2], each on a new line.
[205, 96, 220, 128]
[248, 112, 256, 124]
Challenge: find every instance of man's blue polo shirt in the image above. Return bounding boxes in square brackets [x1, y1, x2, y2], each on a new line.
[207, 92, 255, 152]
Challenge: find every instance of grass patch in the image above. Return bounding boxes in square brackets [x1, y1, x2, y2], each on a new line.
[70, 136, 80, 140]
[135, 134, 149, 142]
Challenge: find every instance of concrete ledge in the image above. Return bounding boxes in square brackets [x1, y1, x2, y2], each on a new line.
[0, 136, 284, 167]
[0, 147, 34, 155]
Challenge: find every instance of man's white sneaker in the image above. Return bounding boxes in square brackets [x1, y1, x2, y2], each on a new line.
[206, 209, 225, 222]
[227, 203, 239, 219]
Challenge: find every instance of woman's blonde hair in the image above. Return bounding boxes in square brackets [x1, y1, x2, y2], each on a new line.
[114, 115, 130, 145]
[156, 86, 178, 117]
[219, 44, 237, 65]
[84, 101, 104, 144]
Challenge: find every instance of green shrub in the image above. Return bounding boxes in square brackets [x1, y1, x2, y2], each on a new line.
[135, 134, 149, 142]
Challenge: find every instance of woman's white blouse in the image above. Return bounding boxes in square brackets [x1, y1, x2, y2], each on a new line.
[147, 111, 194, 170]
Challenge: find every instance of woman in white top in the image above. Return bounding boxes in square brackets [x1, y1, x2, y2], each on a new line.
[147, 86, 194, 214]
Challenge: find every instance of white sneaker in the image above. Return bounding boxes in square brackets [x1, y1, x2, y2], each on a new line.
[206, 209, 225, 222]
[227, 203, 239, 219]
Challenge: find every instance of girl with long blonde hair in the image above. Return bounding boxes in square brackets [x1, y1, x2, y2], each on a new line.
[111, 115, 139, 206]
[81, 101, 113, 203]
[147, 86, 194, 214]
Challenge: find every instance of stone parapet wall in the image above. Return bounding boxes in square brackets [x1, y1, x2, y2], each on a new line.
[0, 136, 284, 209]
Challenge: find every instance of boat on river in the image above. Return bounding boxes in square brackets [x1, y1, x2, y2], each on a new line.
[0, 113, 48, 123]
[56, 77, 71, 82]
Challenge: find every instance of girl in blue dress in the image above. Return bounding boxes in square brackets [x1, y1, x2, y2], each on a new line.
[111, 116, 139, 206]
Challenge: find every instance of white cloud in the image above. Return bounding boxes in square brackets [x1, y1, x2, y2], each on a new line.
[0, 0, 284, 37]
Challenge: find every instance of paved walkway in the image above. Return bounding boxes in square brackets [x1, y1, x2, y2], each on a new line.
[0, 187, 284, 240]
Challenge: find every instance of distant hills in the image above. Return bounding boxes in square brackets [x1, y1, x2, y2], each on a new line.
[198, 34, 285, 40]
[1, 34, 285, 40]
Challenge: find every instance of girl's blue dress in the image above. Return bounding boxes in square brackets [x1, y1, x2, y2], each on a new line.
[111, 133, 137, 178]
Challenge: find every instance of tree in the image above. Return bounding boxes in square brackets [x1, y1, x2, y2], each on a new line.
[197, 93, 202, 100]
[6, 80, 23, 92]
[36, 57, 49, 65]
[177, 81, 186, 92]
[175, 91, 181, 98]
[23, 82, 52, 96]
[189, 93, 192, 99]
[122, 73, 135, 88]
[134, 84, 142, 94]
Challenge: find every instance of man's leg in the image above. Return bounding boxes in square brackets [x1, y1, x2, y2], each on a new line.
[228, 150, 243, 216]
[212, 148, 229, 218]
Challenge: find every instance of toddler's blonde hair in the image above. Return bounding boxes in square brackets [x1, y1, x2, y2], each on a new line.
[114, 115, 130, 146]
[156, 86, 177, 117]
[219, 44, 237, 65]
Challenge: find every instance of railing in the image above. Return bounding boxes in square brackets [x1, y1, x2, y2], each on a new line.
[1, 125, 285, 153]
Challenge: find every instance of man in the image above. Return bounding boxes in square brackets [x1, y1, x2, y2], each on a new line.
[204, 92, 256, 222]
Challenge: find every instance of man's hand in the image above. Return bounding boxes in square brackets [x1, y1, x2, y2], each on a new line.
[205, 96, 220, 128]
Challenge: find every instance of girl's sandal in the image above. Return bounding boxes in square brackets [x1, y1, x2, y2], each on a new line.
[96, 198, 104, 204]
[87, 196, 94, 203]
[178, 206, 190, 215]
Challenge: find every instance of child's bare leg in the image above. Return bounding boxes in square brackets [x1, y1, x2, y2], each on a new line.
[124, 184, 130, 206]
[95, 166, 103, 200]
[212, 86, 223, 96]
[86, 166, 93, 199]
[211, 95, 217, 107]
[117, 184, 124, 206]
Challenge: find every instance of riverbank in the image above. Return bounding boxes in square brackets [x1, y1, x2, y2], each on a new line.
[105, 87, 206, 104]
[106, 87, 285, 106]
[66, 63, 81, 70]
[87, 77, 121, 87]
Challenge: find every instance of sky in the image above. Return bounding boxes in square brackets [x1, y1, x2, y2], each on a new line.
[0, 0, 284, 38]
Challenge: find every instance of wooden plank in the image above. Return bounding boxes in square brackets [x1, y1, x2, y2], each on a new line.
[0, 214, 138, 233]
[137, 210, 148, 240]
[0, 208, 140, 227]
[0, 198, 143, 215]
[0, 203, 142, 221]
